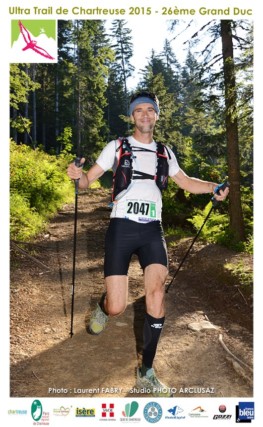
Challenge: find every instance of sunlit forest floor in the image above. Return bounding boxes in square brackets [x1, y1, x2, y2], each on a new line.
[10, 188, 253, 398]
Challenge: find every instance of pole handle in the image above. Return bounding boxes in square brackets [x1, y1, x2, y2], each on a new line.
[74, 157, 82, 167]
[211, 180, 230, 207]
[74, 157, 84, 194]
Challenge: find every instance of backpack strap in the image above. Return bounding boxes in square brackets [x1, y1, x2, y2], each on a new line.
[116, 137, 130, 153]
[156, 142, 171, 159]
[111, 137, 132, 201]
[132, 170, 156, 180]
[112, 138, 170, 200]
[132, 142, 170, 186]
[132, 146, 158, 181]
[156, 142, 170, 191]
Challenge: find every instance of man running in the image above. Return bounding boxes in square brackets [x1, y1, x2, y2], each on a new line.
[67, 91, 229, 396]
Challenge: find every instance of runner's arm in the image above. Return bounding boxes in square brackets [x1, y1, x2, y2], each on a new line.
[67, 160, 105, 189]
[171, 169, 229, 200]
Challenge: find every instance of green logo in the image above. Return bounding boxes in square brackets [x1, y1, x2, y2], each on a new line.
[31, 399, 42, 421]
[11, 20, 57, 63]
[122, 401, 139, 417]
[11, 20, 56, 46]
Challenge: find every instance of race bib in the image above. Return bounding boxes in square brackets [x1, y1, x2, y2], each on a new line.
[126, 201, 156, 220]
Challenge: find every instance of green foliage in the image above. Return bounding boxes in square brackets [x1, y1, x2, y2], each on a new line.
[10, 141, 74, 241]
[10, 115, 32, 135]
[10, 64, 41, 110]
[56, 126, 74, 156]
[90, 180, 101, 189]
[164, 225, 192, 242]
[224, 260, 253, 289]
[187, 200, 252, 254]
[9, 21, 253, 249]
[188, 202, 230, 244]
[215, 186, 253, 252]
[243, 234, 253, 255]
[71, 20, 115, 158]
[162, 182, 252, 254]
[162, 180, 193, 228]
[10, 193, 44, 241]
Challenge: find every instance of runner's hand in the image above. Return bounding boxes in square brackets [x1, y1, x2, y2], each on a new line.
[212, 182, 229, 203]
[67, 158, 85, 180]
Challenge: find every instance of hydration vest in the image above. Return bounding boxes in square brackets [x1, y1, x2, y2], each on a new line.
[112, 137, 171, 201]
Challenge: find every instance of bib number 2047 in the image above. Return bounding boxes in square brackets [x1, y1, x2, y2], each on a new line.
[127, 201, 156, 218]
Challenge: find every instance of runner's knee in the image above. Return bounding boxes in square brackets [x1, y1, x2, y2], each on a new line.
[145, 264, 168, 287]
[104, 275, 128, 316]
[106, 300, 127, 316]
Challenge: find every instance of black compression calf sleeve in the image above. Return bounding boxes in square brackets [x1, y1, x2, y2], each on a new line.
[99, 292, 108, 315]
[142, 312, 165, 370]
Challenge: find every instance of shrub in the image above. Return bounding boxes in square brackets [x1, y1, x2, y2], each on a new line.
[10, 193, 44, 241]
[10, 141, 74, 241]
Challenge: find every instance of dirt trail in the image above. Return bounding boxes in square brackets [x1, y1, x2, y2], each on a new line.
[10, 188, 253, 398]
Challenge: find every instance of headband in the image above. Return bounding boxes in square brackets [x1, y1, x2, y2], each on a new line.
[129, 96, 160, 116]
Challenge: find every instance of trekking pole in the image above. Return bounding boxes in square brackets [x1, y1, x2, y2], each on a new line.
[165, 181, 229, 294]
[70, 157, 83, 337]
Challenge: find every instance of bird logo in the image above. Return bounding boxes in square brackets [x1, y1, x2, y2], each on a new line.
[18, 20, 55, 60]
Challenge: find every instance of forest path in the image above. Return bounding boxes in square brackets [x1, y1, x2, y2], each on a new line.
[10, 188, 253, 398]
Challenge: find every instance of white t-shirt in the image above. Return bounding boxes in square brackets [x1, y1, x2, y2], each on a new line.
[96, 136, 180, 223]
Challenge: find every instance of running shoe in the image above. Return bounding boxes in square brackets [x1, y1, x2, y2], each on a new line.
[88, 303, 108, 335]
[136, 367, 172, 397]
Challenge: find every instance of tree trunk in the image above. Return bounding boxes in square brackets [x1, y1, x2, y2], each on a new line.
[32, 65, 37, 148]
[24, 65, 29, 145]
[220, 20, 245, 242]
[12, 108, 17, 143]
[55, 70, 60, 155]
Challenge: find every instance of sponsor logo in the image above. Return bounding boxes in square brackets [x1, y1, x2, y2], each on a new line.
[53, 406, 71, 416]
[235, 402, 254, 423]
[213, 404, 232, 420]
[31, 400, 50, 424]
[189, 405, 208, 418]
[165, 405, 185, 420]
[8, 409, 27, 415]
[143, 402, 162, 423]
[75, 407, 95, 417]
[31, 400, 42, 422]
[101, 403, 115, 419]
[11, 20, 57, 63]
[122, 160, 130, 168]
[120, 401, 140, 422]
[151, 323, 163, 329]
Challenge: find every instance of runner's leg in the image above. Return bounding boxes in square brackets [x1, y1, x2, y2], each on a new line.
[144, 263, 167, 318]
[88, 275, 128, 335]
[104, 275, 128, 316]
[142, 263, 168, 370]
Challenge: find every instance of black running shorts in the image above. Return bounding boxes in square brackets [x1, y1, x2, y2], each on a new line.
[104, 218, 168, 277]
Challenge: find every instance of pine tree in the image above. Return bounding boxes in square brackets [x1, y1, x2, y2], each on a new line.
[221, 20, 246, 241]
[170, 19, 253, 241]
[109, 20, 135, 114]
[71, 20, 114, 158]
[10, 64, 40, 146]
[138, 50, 181, 147]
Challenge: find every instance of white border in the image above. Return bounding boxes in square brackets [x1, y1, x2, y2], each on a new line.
[2, 0, 260, 425]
